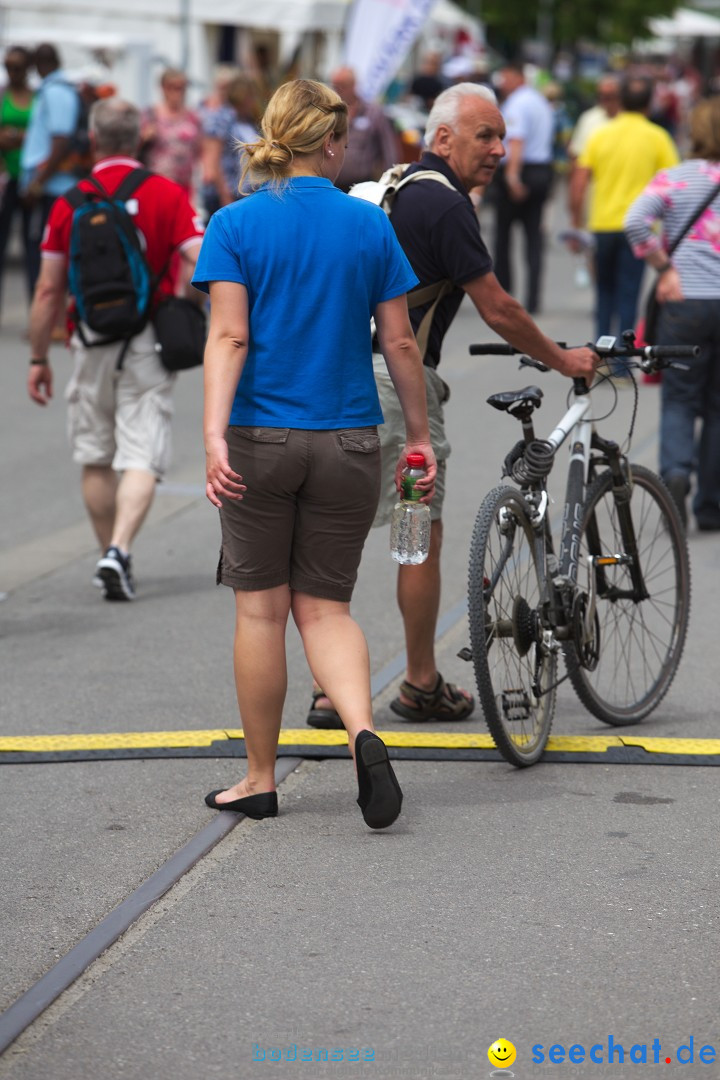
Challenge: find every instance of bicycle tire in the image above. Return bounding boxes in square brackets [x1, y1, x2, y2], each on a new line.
[565, 465, 690, 725]
[468, 486, 557, 766]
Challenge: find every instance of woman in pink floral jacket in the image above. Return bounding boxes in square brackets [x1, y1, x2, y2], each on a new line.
[140, 69, 202, 196]
[625, 97, 720, 531]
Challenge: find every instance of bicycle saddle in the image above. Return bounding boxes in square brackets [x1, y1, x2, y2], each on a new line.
[487, 386, 544, 412]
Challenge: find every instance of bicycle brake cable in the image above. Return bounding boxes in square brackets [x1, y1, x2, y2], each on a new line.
[622, 370, 641, 456]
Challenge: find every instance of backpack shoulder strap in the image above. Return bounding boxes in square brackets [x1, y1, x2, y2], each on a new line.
[76, 167, 152, 205]
[372, 165, 458, 360]
[377, 163, 411, 188]
[113, 167, 153, 203]
[394, 169, 458, 196]
[412, 281, 454, 361]
[391, 169, 457, 359]
[63, 183, 94, 211]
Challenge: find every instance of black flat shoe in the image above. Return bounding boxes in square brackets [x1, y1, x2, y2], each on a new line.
[204, 789, 278, 819]
[355, 730, 403, 830]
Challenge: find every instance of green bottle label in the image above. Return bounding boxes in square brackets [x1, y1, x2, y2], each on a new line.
[402, 475, 422, 501]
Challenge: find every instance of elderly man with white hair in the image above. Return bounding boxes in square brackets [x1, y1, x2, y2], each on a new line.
[308, 81, 598, 730]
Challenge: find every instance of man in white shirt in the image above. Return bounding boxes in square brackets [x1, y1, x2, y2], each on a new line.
[492, 63, 554, 314]
[568, 75, 621, 163]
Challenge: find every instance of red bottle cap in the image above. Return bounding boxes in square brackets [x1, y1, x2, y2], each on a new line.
[406, 453, 426, 467]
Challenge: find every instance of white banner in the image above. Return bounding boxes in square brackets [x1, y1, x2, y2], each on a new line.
[343, 0, 436, 101]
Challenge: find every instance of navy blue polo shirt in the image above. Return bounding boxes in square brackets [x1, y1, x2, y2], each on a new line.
[389, 151, 493, 368]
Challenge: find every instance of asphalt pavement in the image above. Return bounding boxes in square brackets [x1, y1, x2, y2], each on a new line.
[1, 207, 719, 1080]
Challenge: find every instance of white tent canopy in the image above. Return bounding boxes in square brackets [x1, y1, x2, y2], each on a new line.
[648, 7, 720, 38]
[203, 0, 349, 33]
[3, 0, 486, 103]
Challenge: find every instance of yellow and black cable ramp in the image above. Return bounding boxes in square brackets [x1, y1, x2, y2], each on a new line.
[2, 730, 720, 766]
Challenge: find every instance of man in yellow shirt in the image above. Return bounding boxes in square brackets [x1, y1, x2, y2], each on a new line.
[569, 75, 678, 370]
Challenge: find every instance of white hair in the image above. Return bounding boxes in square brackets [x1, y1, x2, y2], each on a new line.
[424, 82, 498, 148]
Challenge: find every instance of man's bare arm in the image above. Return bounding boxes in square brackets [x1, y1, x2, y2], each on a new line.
[463, 272, 597, 380]
[27, 257, 67, 405]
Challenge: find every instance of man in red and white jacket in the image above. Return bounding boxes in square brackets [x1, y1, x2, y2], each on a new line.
[28, 97, 205, 601]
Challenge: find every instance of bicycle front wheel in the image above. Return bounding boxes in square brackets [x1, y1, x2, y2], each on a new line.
[468, 486, 557, 767]
[566, 465, 691, 725]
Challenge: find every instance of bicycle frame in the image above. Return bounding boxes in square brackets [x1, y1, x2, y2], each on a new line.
[545, 394, 593, 585]
[520, 387, 651, 646]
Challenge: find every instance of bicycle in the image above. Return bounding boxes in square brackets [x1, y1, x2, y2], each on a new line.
[463, 331, 696, 767]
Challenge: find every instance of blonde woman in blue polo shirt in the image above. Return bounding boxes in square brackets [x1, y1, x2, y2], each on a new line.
[193, 79, 435, 830]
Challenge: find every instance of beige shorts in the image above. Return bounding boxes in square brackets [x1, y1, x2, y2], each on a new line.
[372, 353, 452, 526]
[64, 326, 176, 478]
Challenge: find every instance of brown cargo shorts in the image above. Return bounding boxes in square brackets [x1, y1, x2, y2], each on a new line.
[217, 426, 381, 601]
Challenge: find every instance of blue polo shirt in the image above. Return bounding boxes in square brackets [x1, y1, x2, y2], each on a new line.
[20, 70, 80, 197]
[192, 176, 418, 428]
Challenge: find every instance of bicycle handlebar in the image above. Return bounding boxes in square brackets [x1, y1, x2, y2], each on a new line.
[469, 337, 700, 372]
[633, 345, 698, 359]
[469, 343, 518, 355]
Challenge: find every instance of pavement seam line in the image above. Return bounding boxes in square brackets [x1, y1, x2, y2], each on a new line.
[0, 756, 303, 1059]
[0, 493, 201, 594]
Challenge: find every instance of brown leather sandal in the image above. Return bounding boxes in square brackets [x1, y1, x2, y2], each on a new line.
[306, 689, 344, 730]
[390, 672, 475, 722]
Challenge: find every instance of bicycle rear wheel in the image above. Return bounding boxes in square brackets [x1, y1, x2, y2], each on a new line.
[565, 465, 690, 725]
[468, 486, 557, 766]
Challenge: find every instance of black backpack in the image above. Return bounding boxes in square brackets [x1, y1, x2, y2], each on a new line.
[65, 168, 153, 348]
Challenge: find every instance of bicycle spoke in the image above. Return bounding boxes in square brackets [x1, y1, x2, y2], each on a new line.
[566, 467, 690, 724]
[469, 487, 556, 766]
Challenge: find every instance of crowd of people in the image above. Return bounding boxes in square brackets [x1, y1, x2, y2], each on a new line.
[3, 39, 720, 829]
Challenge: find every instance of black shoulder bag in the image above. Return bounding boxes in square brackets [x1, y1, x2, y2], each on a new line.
[150, 247, 206, 373]
[152, 293, 207, 373]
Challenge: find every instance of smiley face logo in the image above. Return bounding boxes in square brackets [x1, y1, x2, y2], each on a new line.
[488, 1039, 517, 1069]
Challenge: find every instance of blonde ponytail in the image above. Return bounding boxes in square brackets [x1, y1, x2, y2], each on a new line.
[239, 79, 347, 190]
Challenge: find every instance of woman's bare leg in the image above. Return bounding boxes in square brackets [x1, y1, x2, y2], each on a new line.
[213, 584, 291, 804]
[292, 592, 374, 758]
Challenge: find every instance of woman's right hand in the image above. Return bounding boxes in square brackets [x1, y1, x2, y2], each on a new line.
[205, 434, 246, 508]
[656, 266, 684, 303]
[395, 442, 437, 504]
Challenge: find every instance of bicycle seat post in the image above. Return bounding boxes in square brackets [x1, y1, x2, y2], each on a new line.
[520, 412, 536, 445]
[509, 401, 539, 445]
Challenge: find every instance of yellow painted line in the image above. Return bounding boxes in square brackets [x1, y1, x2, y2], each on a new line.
[0, 730, 232, 752]
[1, 730, 720, 756]
[378, 730, 497, 749]
[620, 736, 720, 755]
[277, 729, 347, 747]
[547, 735, 623, 752]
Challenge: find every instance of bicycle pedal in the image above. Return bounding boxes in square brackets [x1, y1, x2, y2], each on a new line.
[457, 647, 473, 662]
[501, 689, 532, 721]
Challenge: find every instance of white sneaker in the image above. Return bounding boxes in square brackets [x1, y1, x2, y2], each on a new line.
[96, 546, 136, 601]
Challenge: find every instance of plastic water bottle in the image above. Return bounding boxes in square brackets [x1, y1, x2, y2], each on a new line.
[390, 453, 431, 565]
[574, 258, 591, 289]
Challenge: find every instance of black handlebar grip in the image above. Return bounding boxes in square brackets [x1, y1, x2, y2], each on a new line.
[469, 343, 517, 355]
[650, 345, 700, 358]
